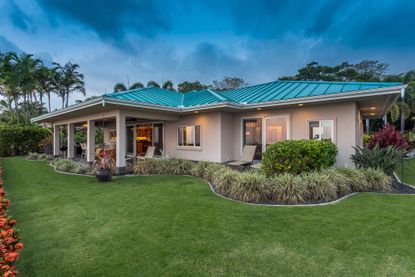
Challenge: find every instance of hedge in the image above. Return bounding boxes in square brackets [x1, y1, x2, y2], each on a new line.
[261, 140, 338, 176]
[0, 125, 51, 157]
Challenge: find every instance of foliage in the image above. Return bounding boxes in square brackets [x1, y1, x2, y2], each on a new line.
[135, 159, 194, 176]
[113, 82, 127, 92]
[279, 60, 389, 82]
[53, 159, 91, 174]
[177, 81, 208, 92]
[0, 125, 50, 157]
[147, 80, 160, 88]
[261, 140, 337, 176]
[212, 77, 247, 91]
[27, 152, 49, 161]
[162, 80, 174, 90]
[93, 150, 115, 171]
[368, 124, 409, 150]
[0, 166, 23, 276]
[351, 144, 402, 175]
[134, 159, 391, 205]
[52, 62, 86, 108]
[129, 82, 144, 90]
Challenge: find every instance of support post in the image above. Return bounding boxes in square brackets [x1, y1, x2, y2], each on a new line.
[116, 112, 126, 173]
[53, 124, 60, 157]
[87, 120, 95, 163]
[67, 123, 75, 159]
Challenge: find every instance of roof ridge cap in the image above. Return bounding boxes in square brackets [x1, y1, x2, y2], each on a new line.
[207, 89, 228, 101]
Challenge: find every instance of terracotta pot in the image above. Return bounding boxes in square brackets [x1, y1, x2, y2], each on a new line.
[96, 169, 112, 182]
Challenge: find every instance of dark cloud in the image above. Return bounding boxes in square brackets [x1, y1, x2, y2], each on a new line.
[36, 0, 170, 42]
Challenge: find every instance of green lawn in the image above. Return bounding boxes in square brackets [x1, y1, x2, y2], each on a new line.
[397, 158, 415, 185]
[2, 157, 415, 276]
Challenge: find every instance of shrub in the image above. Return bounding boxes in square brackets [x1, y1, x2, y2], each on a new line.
[262, 140, 337, 176]
[228, 171, 268, 203]
[268, 173, 305, 204]
[133, 159, 392, 205]
[53, 159, 91, 174]
[337, 167, 370, 192]
[0, 166, 23, 276]
[351, 144, 402, 174]
[361, 168, 391, 192]
[27, 152, 39, 160]
[368, 124, 408, 150]
[0, 125, 50, 157]
[134, 159, 194, 176]
[301, 171, 338, 202]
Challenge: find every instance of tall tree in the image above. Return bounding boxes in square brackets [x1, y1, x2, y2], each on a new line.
[0, 52, 20, 123]
[114, 82, 127, 92]
[177, 81, 207, 93]
[16, 53, 42, 124]
[52, 62, 85, 108]
[36, 65, 54, 112]
[129, 82, 144, 90]
[162, 80, 174, 90]
[212, 77, 247, 91]
[147, 80, 160, 88]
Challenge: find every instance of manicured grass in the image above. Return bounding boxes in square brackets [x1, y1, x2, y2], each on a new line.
[397, 158, 415, 185]
[2, 157, 415, 276]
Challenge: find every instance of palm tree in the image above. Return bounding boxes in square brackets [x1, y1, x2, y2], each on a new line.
[53, 62, 85, 108]
[36, 65, 54, 112]
[147, 80, 160, 88]
[162, 80, 174, 90]
[0, 52, 21, 123]
[114, 82, 127, 92]
[129, 82, 144, 90]
[16, 53, 42, 124]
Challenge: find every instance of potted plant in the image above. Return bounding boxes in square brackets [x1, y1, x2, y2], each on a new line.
[93, 150, 114, 182]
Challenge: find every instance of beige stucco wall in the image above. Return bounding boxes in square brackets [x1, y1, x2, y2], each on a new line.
[229, 102, 358, 167]
[164, 112, 223, 162]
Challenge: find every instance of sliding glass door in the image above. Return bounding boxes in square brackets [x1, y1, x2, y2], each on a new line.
[243, 118, 263, 160]
[242, 115, 289, 160]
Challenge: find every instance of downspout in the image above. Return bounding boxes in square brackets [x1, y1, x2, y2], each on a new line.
[400, 87, 405, 184]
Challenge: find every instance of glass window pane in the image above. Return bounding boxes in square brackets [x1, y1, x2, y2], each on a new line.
[178, 127, 183, 146]
[321, 120, 333, 141]
[266, 117, 288, 145]
[184, 126, 194, 146]
[309, 121, 320, 140]
[195, 126, 201, 146]
[243, 118, 262, 160]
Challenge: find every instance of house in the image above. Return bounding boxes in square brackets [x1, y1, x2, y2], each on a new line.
[32, 80, 404, 173]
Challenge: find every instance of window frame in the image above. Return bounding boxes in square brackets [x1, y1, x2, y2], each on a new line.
[307, 119, 336, 143]
[240, 114, 291, 156]
[177, 125, 202, 150]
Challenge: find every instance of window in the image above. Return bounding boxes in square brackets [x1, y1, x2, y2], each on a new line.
[178, 125, 201, 147]
[309, 120, 334, 142]
[243, 118, 262, 160]
[265, 116, 289, 146]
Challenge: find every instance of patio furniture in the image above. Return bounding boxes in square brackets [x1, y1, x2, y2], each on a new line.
[80, 143, 87, 159]
[136, 146, 155, 161]
[227, 145, 257, 167]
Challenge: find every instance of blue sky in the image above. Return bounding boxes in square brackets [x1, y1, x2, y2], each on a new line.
[1, 0, 415, 109]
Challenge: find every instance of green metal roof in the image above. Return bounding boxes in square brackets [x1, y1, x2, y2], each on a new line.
[104, 80, 402, 108]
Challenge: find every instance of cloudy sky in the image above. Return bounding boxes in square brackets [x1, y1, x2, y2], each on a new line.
[1, 0, 415, 109]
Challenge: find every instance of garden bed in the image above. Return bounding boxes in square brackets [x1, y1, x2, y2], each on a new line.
[134, 159, 410, 206]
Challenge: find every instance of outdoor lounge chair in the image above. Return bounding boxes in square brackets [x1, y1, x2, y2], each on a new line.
[136, 146, 156, 161]
[227, 145, 257, 166]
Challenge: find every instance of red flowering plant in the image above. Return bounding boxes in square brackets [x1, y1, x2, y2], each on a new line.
[368, 124, 409, 151]
[93, 150, 115, 171]
[0, 167, 23, 277]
